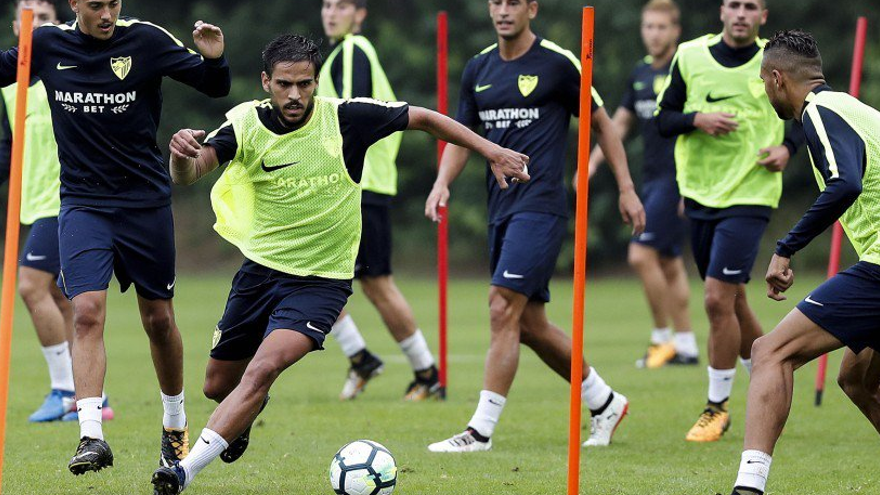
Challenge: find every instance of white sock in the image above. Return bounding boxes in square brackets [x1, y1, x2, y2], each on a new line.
[77, 397, 104, 440]
[650, 327, 673, 345]
[399, 330, 435, 371]
[740, 357, 753, 375]
[582, 367, 613, 411]
[179, 428, 228, 487]
[162, 391, 187, 429]
[673, 331, 699, 357]
[467, 390, 506, 438]
[329, 315, 367, 358]
[708, 367, 736, 404]
[735, 450, 772, 493]
[41, 341, 74, 392]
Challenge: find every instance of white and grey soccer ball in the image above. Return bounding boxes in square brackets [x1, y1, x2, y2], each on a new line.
[329, 440, 397, 495]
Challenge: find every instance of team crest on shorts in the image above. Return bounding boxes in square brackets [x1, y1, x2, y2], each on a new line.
[111, 56, 132, 81]
[518, 75, 539, 97]
[211, 326, 222, 349]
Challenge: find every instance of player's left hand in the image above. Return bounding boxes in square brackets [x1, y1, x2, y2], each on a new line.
[766, 254, 794, 301]
[757, 145, 791, 173]
[193, 21, 225, 60]
[619, 188, 646, 236]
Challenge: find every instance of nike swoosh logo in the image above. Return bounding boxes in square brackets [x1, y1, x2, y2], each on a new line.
[488, 399, 503, 406]
[638, 233, 656, 241]
[167, 278, 176, 291]
[502, 270, 524, 279]
[804, 296, 824, 307]
[25, 253, 46, 261]
[261, 161, 299, 172]
[56, 63, 77, 70]
[706, 93, 738, 103]
[475, 84, 493, 93]
[746, 459, 765, 465]
[306, 321, 323, 332]
[722, 267, 743, 276]
[200, 436, 210, 445]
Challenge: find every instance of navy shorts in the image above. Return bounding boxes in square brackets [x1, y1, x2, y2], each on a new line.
[798, 261, 880, 353]
[211, 260, 353, 361]
[690, 215, 768, 284]
[57, 205, 176, 300]
[354, 203, 392, 279]
[20, 216, 60, 276]
[632, 178, 686, 258]
[489, 211, 566, 303]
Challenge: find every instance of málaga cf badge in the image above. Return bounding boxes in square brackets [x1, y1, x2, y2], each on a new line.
[110, 56, 132, 81]
[518, 75, 538, 98]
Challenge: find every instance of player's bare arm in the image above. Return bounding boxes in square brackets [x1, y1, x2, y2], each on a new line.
[592, 106, 646, 235]
[192, 20, 225, 60]
[588, 107, 635, 178]
[425, 144, 471, 223]
[169, 129, 220, 186]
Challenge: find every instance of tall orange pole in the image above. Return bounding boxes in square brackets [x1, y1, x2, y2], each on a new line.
[436, 10, 449, 399]
[0, 8, 35, 492]
[568, 7, 594, 495]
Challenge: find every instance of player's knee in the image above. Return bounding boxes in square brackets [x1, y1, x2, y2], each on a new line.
[360, 276, 391, 303]
[202, 378, 229, 402]
[17, 274, 44, 308]
[72, 299, 105, 336]
[489, 293, 518, 329]
[627, 247, 651, 271]
[142, 307, 176, 338]
[837, 368, 869, 402]
[240, 360, 282, 395]
[704, 290, 734, 319]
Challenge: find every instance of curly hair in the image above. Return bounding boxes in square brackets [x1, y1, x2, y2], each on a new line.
[766, 29, 820, 59]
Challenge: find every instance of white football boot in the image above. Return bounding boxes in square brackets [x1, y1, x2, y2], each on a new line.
[428, 429, 492, 453]
[583, 392, 629, 447]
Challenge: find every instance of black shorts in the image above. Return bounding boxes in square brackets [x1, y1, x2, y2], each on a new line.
[632, 178, 686, 258]
[489, 212, 566, 303]
[690, 215, 768, 284]
[20, 216, 60, 276]
[355, 202, 392, 279]
[211, 260, 353, 361]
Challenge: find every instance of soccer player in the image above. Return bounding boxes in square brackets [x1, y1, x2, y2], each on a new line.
[655, 0, 803, 442]
[0, 0, 231, 474]
[588, 0, 698, 368]
[425, 0, 645, 452]
[319, 0, 441, 401]
[150, 34, 528, 494]
[728, 30, 880, 495]
[0, 0, 115, 423]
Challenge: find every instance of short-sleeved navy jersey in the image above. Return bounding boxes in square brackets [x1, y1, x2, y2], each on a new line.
[0, 18, 231, 208]
[457, 37, 599, 223]
[620, 57, 675, 182]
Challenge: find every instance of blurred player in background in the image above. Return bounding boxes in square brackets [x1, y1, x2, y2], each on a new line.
[319, 0, 441, 402]
[589, 0, 698, 368]
[0, 0, 231, 474]
[151, 34, 529, 494]
[425, 0, 645, 452]
[655, 0, 803, 442]
[729, 30, 880, 495]
[0, 0, 114, 424]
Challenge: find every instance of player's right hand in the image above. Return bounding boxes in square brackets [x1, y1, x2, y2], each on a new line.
[765, 254, 794, 301]
[489, 146, 530, 190]
[694, 112, 738, 136]
[425, 182, 450, 223]
[170, 129, 206, 160]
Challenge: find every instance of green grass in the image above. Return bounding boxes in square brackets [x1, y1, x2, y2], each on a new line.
[2, 274, 878, 494]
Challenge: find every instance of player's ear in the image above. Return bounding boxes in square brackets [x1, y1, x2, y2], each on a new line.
[68, 0, 78, 14]
[261, 71, 271, 93]
[528, 1, 538, 19]
[355, 7, 367, 26]
[759, 8, 768, 26]
[772, 69, 783, 91]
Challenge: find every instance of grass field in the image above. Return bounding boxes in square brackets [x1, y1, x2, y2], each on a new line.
[2, 273, 878, 494]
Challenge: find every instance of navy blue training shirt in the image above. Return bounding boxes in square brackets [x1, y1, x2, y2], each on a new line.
[457, 37, 599, 223]
[0, 18, 231, 208]
[619, 57, 675, 182]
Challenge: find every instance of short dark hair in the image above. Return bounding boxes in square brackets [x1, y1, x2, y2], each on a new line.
[262, 34, 323, 77]
[339, 0, 366, 8]
[764, 30, 823, 78]
[15, 0, 56, 9]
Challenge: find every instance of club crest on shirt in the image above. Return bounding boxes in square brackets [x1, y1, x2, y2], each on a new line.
[518, 75, 538, 98]
[653, 75, 666, 96]
[110, 56, 132, 81]
[212, 326, 222, 349]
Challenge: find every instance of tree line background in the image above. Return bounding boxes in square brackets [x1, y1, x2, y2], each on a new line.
[1, 0, 878, 275]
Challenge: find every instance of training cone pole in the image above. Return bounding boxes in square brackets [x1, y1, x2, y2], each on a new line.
[436, 11, 449, 399]
[0, 8, 34, 492]
[568, 7, 594, 495]
[815, 16, 867, 407]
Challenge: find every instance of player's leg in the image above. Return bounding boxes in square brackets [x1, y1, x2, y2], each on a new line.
[517, 301, 628, 447]
[360, 274, 440, 400]
[734, 283, 763, 373]
[837, 348, 880, 433]
[628, 243, 677, 367]
[660, 255, 699, 364]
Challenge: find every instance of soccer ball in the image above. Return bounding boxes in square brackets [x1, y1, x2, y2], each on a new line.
[329, 440, 397, 495]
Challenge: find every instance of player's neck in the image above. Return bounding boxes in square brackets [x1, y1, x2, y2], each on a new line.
[721, 31, 757, 49]
[793, 81, 826, 122]
[651, 46, 676, 68]
[497, 30, 536, 61]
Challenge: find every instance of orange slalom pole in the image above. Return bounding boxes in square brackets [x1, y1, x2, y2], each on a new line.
[815, 16, 867, 407]
[0, 8, 35, 492]
[436, 11, 449, 399]
[568, 7, 594, 495]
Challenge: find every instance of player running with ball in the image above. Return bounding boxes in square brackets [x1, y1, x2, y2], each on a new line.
[151, 34, 528, 494]
[426, 0, 645, 452]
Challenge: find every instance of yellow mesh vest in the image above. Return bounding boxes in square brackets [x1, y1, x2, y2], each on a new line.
[211, 97, 362, 279]
[1, 81, 61, 224]
[804, 91, 880, 265]
[318, 34, 401, 196]
[665, 34, 785, 208]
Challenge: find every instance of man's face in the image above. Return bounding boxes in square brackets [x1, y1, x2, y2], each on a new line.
[488, 0, 537, 40]
[70, 0, 120, 40]
[720, 0, 766, 44]
[322, 0, 364, 41]
[760, 62, 792, 120]
[640, 10, 679, 59]
[14, 0, 58, 37]
[262, 61, 318, 127]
